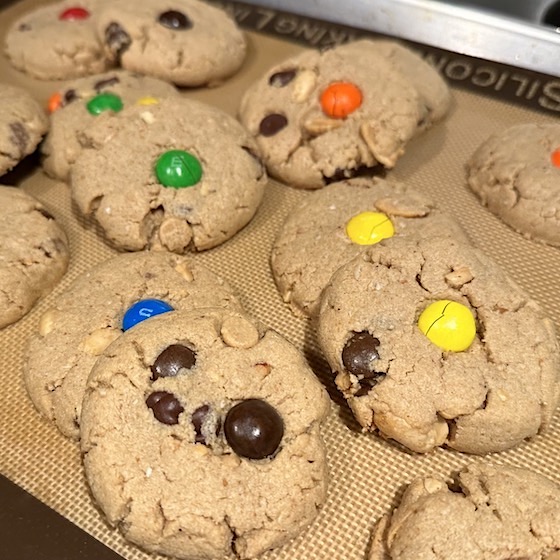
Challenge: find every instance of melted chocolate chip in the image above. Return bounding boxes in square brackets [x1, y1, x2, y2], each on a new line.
[259, 114, 288, 137]
[268, 69, 296, 87]
[105, 22, 131, 60]
[224, 399, 283, 460]
[151, 344, 196, 381]
[94, 76, 120, 92]
[63, 89, 78, 105]
[342, 331, 381, 376]
[158, 10, 192, 30]
[146, 391, 184, 425]
[9, 122, 29, 155]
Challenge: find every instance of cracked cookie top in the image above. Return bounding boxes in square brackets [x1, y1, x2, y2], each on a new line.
[239, 39, 451, 189]
[467, 122, 560, 247]
[80, 307, 330, 559]
[24, 251, 242, 439]
[317, 236, 560, 454]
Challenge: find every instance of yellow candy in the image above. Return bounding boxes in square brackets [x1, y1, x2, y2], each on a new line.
[136, 96, 159, 106]
[346, 211, 394, 245]
[418, 300, 476, 352]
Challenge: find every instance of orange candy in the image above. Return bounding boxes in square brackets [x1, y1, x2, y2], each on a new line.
[551, 148, 560, 168]
[47, 92, 63, 113]
[320, 82, 363, 119]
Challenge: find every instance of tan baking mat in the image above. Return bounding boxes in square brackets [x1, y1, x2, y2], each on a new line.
[1, 0, 560, 558]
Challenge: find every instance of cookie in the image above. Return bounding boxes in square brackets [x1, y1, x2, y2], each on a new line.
[70, 97, 266, 252]
[317, 236, 560, 454]
[41, 69, 179, 181]
[0, 84, 48, 176]
[271, 177, 468, 318]
[4, 0, 112, 80]
[370, 463, 560, 559]
[95, 0, 246, 86]
[0, 186, 69, 329]
[467, 122, 560, 247]
[24, 252, 242, 439]
[80, 307, 330, 559]
[238, 39, 451, 189]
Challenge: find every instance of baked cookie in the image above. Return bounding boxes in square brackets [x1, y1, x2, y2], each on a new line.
[370, 463, 560, 559]
[0, 84, 48, 176]
[467, 122, 560, 247]
[95, 0, 246, 86]
[0, 186, 69, 329]
[80, 307, 330, 559]
[70, 97, 266, 252]
[239, 39, 451, 189]
[24, 252, 242, 439]
[271, 177, 468, 318]
[4, 0, 112, 80]
[317, 236, 560, 454]
[42, 69, 179, 181]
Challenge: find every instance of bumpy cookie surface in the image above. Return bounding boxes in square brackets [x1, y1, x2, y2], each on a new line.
[24, 252, 241, 439]
[70, 97, 266, 252]
[370, 463, 560, 559]
[80, 307, 330, 559]
[317, 236, 560, 454]
[239, 39, 450, 189]
[0, 84, 48, 175]
[42, 69, 178, 180]
[0, 186, 69, 329]
[4, 0, 112, 80]
[96, 0, 246, 86]
[271, 177, 468, 317]
[467, 122, 560, 247]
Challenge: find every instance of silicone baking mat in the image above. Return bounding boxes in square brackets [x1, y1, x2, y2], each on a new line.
[1, 1, 559, 558]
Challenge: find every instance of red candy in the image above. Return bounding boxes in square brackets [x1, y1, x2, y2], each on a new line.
[551, 148, 560, 168]
[59, 7, 90, 21]
[320, 82, 363, 119]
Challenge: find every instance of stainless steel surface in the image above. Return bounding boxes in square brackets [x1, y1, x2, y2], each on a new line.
[245, 0, 560, 77]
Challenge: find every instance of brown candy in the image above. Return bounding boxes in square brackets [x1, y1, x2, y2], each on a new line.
[158, 10, 192, 30]
[268, 69, 296, 87]
[224, 399, 283, 460]
[104, 22, 131, 60]
[342, 331, 381, 376]
[259, 114, 288, 137]
[146, 391, 184, 425]
[151, 344, 196, 381]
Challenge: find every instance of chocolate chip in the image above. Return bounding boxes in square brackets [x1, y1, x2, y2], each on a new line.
[259, 114, 288, 137]
[158, 10, 192, 30]
[224, 399, 283, 460]
[146, 391, 184, 425]
[191, 404, 221, 444]
[37, 208, 54, 221]
[94, 76, 120, 92]
[342, 331, 381, 376]
[9, 122, 29, 155]
[18, 23, 31, 32]
[151, 344, 196, 381]
[63, 89, 78, 105]
[268, 69, 296, 87]
[105, 22, 131, 60]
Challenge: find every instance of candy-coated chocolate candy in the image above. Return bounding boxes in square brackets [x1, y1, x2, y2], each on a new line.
[224, 398, 284, 460]
[320, 82, 363, 119]
[48, 92, 63, 113]
[151, 344, 196, 380]
[158, 10, 192, 30]
[551, 148, 560, 168]
[146, 391, 184, 425]
[342, 331, 385, 396]
[418, 299, 476, 352]
[155, 149, 202, 188]
[86, 92, 124, 116]
[122, 299, 174, 331]
[346, 211, 394, 245]
[136, 96, 159, 106]
[59, 6, 90, 20]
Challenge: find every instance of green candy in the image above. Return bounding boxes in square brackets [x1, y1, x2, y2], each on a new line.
[155, 150, 202, 188]
[86, 92, 124, 115]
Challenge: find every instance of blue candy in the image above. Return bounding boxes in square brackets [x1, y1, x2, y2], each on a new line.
[122, 299, 174, 331]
